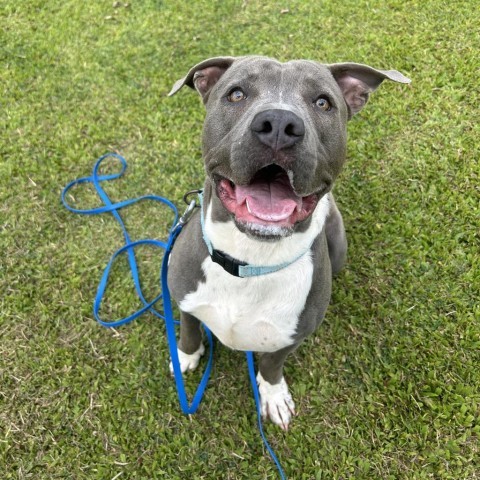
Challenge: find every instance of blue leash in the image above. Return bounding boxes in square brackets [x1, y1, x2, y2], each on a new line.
[62, 153, 286, 479]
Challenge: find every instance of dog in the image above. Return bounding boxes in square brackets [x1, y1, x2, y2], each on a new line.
[167, 56, 410, 429]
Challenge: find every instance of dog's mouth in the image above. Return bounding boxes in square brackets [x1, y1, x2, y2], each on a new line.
[215, 164, 319, 232]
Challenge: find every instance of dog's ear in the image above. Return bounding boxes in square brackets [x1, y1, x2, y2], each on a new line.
[328, 63, 411, 118]
[168, 57, 236, 102]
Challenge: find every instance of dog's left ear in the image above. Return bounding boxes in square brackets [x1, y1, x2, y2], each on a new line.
[328, 63, 411, 118]
[168, 56, 236, 102]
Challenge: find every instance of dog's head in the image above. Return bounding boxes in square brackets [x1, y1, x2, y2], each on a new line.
[170, 56, 410, 239]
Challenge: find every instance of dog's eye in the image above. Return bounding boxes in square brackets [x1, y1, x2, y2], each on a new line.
[314, 96, 331, 111]
[227, 89, 246, 103]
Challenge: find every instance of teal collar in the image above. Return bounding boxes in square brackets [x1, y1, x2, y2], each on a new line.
[198, 191, 313, 278]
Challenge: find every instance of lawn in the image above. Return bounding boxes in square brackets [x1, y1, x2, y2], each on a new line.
[1, 1, 479, 479]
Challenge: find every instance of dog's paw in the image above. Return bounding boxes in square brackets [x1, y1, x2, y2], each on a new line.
[256, 372, 296, 430]
[169, 343, 205, 374]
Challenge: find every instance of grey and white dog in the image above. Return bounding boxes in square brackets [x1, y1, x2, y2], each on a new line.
[167, 56, 410, 429]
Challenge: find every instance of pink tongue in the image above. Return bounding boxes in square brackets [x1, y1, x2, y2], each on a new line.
[235, 174, 302, 221]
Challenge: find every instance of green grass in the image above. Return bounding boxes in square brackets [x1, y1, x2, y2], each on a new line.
[1, 1, 479, 478]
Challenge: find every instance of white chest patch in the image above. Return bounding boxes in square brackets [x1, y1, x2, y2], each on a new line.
[179, 195, 330, 352]
[179, 253, 314, 352]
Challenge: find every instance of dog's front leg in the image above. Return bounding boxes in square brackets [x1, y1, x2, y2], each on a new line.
[257, 343, 299, 430]
[169, 311, 205, 374]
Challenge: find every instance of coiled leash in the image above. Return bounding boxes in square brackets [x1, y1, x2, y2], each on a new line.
[62, 153, 286, 479]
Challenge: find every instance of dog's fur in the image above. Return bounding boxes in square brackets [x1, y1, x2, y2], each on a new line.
[167, 56, 410, 429]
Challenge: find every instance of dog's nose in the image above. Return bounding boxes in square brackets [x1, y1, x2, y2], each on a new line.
[251, 109, 305, 151]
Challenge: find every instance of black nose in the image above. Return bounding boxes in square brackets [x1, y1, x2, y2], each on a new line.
[251, 109, 305, 151]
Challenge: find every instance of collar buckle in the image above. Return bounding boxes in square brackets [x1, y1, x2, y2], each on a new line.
[210, 248, 247, 277]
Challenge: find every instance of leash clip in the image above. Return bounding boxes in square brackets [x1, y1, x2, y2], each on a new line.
[177, 199, 197, 227]
[174, 189, 203, 229]
[183, 189, 203, 206]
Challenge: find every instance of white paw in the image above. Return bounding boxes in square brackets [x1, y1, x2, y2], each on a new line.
[257, 372, 296, 430]
[169, 343, 205, 374]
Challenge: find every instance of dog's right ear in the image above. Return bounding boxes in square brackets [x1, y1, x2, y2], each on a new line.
[168, 57, 236, 102]
[328, 63, 411, 118]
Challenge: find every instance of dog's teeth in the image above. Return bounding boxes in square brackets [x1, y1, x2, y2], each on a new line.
[246, 199, 252, 214]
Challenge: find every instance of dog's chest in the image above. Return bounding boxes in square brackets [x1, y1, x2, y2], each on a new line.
[179, 254, 314, 352]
